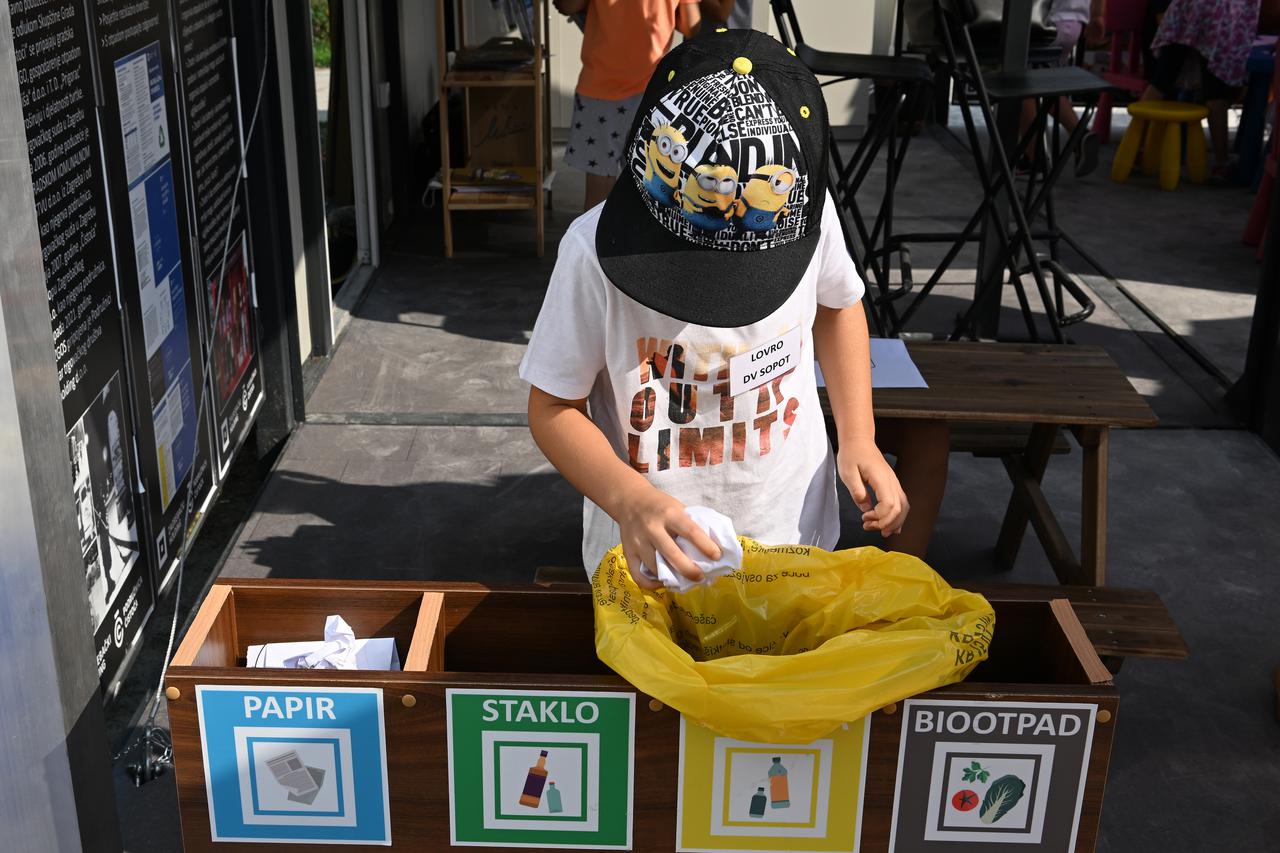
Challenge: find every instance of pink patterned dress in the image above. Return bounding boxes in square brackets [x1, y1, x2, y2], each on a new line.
[1152, 0, 1261, 86]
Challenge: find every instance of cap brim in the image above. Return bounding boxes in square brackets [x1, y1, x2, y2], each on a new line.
[596, 170, 821, 329]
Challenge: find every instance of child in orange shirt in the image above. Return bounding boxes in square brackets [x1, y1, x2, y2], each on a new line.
[554, 0, 702, 210]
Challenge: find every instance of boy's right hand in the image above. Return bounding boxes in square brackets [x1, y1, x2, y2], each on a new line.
[615, 485, 722, 590]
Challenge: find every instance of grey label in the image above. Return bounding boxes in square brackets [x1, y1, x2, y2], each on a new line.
[889, 700, 1098, 852]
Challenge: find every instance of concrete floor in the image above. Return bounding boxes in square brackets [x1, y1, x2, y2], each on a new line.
[114, 127, 1280, 851]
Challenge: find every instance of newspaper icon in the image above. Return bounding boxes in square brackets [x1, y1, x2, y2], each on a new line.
[266, 749, 327, 805]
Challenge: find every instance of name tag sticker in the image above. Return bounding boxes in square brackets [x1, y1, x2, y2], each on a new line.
[729, 326, 802, 397]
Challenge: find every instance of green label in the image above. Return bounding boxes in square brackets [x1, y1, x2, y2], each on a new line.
[446, 689, 635, 849]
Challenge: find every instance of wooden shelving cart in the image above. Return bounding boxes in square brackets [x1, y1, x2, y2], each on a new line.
[434, 0, 550, 258]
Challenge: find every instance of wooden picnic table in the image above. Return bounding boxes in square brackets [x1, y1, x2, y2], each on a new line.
[821, 342, 1158, 587]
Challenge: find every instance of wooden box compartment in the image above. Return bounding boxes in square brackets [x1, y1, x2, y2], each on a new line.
[167, 579, 1116, 852]
[169, 582, 445, 672]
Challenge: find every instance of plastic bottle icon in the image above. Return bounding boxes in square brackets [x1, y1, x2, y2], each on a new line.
[768, 757, 790, 808]
[546, 781, 563, 814]
[749, 786, 767, 818]
[519, 750, 550, 808]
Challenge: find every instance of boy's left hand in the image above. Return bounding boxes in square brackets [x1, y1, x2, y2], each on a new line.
[837, 439, 909, 538]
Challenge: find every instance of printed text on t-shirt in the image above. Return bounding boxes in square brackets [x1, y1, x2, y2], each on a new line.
[628, 336, 800, 473]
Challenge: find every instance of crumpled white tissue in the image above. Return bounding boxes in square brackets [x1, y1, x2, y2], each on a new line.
[641, 505, 743, 593]
[289, 614, 357, 670]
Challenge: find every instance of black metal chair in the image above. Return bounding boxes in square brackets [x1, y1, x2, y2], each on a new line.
[894, 0, 1065, 127]
[769, 0, 934, 336]
[891, 0, 1108, 342]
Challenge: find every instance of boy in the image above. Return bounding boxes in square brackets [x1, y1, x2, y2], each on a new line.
[553, 0, 702, 210]
[521, 30, 909, 586]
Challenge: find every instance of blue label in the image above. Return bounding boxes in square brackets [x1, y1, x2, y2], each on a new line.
[196, 686, 391, 844]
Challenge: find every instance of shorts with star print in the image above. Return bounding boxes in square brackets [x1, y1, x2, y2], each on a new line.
[564, 91, 644, 177]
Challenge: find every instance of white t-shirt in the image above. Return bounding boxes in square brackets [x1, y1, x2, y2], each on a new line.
[519, 193, 865, 576]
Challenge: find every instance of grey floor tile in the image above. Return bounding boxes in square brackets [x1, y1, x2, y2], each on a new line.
[228, 426, 581, 582]
[284, 423, 417, 461]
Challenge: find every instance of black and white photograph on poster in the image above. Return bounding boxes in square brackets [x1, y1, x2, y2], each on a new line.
[888, 700, 1098, 853]
[69, 373, 139, 626]
[67, 374, 155, 682]
[627, 68, 811, 250]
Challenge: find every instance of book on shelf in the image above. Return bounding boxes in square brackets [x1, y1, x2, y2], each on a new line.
[447, 167, 536, 193]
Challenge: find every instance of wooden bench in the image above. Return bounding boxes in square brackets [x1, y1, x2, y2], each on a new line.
[948, 422, 1071, 457]
[533, 566, 1189, 669]
[821, 341, 1159, 587]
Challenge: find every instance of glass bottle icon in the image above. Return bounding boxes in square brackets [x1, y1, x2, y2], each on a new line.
[749, 786, 767, 817]
[546, 781, 563, 814]
[768, 757, 790, 808]
[519, 750, 550, 807]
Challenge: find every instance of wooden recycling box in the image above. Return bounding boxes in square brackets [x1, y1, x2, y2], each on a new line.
[166, 577, 1130, 852]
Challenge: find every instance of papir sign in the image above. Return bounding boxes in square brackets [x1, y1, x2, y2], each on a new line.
[243, 694, 337, 720]
[196, 685, 391, 845]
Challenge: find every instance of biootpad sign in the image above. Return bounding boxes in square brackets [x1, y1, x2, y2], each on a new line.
[888, 700, 1097, 852]
[195, 685, 390, 844]
[446, 689, 635, 849]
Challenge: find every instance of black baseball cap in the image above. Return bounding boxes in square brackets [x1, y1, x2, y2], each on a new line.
[596, 28, 829, 328]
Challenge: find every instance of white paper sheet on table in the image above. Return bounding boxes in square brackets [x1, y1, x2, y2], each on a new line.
[815, 338, 928, 389]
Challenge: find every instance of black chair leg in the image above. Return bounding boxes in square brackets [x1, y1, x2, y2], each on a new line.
[832, 79, 931, 336]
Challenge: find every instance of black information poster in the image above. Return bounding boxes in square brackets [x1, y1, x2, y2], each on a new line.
[173, 0, 262, 474]
[12, 0, 155, 690]
[93, 0, 214, 589]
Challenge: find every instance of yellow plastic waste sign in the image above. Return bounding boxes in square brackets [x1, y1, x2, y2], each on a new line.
[592, 540, 995, 743]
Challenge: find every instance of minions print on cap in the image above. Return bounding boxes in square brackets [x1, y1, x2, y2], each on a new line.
[597, 28, 828, 328]
[628, 64, 811, 252]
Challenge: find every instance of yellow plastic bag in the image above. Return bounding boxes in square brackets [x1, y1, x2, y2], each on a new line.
[592, 539, 995, 743]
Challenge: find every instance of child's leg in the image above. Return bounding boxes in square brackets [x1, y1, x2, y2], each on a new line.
[584, 175, 616, 210]
[1057, 96, 1079, 132]
[875, 418, 950, 558]
[1019, 98, 1038, 161]
[1206, 99, 1230, 164]
[1200, 58, 1237, 167]
[563, 90, 643, 211]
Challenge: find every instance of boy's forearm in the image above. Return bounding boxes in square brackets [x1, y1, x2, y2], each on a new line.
[527, 387, 653, 519]
[813, 303, 875, 444]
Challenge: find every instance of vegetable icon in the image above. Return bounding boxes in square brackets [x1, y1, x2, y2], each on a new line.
[960, 761, 990, 784]
[979, 775, 1027, 824]
[951, 789, 980, 811]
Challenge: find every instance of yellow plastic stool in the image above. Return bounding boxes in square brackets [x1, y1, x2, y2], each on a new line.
[1111, 101, 1209, 190]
